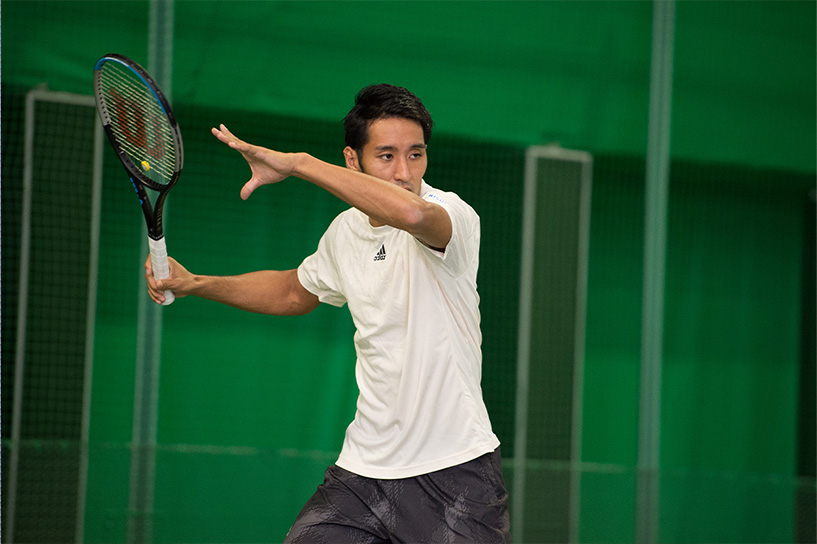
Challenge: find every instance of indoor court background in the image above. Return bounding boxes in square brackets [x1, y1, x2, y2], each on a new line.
[1, 1, 815, 543]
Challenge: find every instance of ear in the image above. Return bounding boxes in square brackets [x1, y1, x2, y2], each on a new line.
[344, 146, 361, 171]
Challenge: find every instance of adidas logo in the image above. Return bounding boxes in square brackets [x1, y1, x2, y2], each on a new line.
[373, 244, 387, 262]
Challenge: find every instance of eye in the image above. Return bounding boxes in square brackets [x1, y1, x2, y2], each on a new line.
[379, 153, 394, 161]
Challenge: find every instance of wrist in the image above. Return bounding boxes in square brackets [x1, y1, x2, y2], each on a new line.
[187, 273, 207, 296]
[290, 152, 311, 179]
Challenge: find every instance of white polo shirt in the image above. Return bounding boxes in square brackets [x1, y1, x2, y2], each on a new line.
[297, 181, 499, 479]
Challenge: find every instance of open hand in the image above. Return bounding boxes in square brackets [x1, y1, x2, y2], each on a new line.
[211, 124, 299, 200]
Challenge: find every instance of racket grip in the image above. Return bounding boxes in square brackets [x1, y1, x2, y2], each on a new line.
[148, 236, 175, 305]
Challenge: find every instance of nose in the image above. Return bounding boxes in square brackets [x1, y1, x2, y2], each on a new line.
[393, 156, 411, 182]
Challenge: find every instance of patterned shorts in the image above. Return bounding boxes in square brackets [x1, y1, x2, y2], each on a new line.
[283, 449, 511, 543]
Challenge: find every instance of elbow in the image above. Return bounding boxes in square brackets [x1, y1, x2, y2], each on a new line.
[286, 300, 318, 316]
[394, 200, 452, 249]
[267, 295, 317, 316]
[398, 200, 434, 232]
[284, 278, 321, 316]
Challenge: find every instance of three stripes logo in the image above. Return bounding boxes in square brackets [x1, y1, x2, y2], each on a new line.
[373, 244, 387, 262]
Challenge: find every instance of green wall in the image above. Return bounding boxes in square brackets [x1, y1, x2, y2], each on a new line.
[2, 1, 814, 172]
[2, 1, 814, 543]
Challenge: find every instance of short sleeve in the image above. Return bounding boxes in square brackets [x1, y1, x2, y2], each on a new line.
[297, 224, 348, 308]
[421, 187, 480, 277]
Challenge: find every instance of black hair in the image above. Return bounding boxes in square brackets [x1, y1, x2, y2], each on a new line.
[343, 84, 433, 157]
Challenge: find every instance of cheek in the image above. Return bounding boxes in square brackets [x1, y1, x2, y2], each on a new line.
[360, 161, 389, 181]
[413, 159, 428, 178]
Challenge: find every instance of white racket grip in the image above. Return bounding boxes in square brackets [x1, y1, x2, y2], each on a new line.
[148, 236, 175, 305]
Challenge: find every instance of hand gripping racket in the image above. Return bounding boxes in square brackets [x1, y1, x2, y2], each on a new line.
[93, 53, 183, 305]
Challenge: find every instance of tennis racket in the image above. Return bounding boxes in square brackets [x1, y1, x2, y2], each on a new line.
[93, 53, 183, 305]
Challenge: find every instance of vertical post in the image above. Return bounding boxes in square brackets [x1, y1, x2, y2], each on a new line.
[637, 1, 675, 543]
[569, 154, 593, 544]
[512, 149, 539, 543]
[128, 1, 174, 542]
[5, 86, 39, 544]
[76, 103, 105, 544]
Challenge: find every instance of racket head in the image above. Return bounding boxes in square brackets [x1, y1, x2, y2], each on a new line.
[93, 53, 183, 191]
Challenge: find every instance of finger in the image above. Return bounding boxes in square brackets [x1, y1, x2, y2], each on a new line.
[219, 124, 242, 146]
[153, 279, 166, 302]
[211, 125, 232, 145]
[145, 273, 163, 304]
[145, 271, 158, 291]
[211, 124, 238, 145]
[240, 178, 263, 200]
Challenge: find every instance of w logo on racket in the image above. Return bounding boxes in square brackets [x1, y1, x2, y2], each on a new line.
[108, 88, 168, 161]
[373, 244, 387, 262]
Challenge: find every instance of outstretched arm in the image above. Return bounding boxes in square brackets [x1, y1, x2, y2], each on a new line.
[211, 125, 452, 249]
[145, 256, 319, 315]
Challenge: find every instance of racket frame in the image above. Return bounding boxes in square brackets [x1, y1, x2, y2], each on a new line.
[93, 53, 183, 305]
[93, 53, 183, 239]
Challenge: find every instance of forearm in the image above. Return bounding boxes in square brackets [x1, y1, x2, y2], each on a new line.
[209, 125, 450, 247]
[187, 269, 318, 316]
[292, 153, 429, 231]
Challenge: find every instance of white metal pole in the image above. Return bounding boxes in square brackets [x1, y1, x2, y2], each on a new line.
[637, 1, 675, 543]
[128, 2, 175, 542]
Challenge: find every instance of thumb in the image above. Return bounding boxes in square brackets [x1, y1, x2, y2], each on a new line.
[240, 178, 263, 200]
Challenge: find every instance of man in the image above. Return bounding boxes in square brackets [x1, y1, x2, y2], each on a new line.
[146, 84, 510, 542]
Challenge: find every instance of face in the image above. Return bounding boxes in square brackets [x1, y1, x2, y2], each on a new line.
[344, 117, 428, 195]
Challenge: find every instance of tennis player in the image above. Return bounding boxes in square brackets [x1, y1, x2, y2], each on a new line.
[145, 84, 510, 543]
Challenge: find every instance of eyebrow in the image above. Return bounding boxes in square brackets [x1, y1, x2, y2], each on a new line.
[374, 143, 427, 151]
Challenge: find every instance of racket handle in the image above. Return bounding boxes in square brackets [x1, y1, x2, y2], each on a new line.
[148, 236, 175, 305]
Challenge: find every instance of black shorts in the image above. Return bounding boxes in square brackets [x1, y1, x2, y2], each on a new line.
[283, 448, 511, 543]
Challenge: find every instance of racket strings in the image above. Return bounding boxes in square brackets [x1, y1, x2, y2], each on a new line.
[98, 63, 177, 185]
